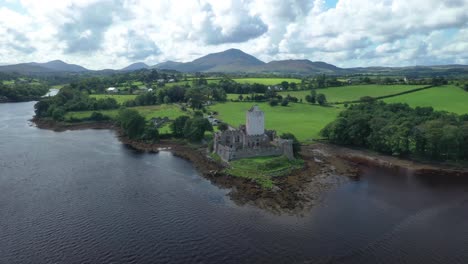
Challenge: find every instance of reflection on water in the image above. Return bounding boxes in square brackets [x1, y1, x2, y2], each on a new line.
[1, 102, 468, 264]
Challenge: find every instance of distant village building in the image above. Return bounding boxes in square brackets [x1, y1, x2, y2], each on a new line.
[213, 105, 294, 162]
[106, 87, 118, 93]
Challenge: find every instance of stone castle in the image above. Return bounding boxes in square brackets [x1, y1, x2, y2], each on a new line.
[213, 105, 294, 162]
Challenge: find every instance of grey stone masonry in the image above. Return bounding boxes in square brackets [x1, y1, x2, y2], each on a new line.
[213, 105, 294, 162]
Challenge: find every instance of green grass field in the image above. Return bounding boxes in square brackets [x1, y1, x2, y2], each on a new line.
[217, 84, 468, 142]
[209, 102, 340, 142]
[277, 84, 426, 103]
[384, 85, 468, 114]
[90, 94, 137, 104]
[65, 104, 187, 121]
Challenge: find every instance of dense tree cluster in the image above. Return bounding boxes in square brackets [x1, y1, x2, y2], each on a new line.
[116, 108, 159, 141]
[34, 86, 119, 120]
[321, 101, 468, 161]
[170, 114, 213, 142]
[0, 82, 49, 102]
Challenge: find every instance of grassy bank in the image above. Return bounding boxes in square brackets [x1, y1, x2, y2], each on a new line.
[225, 156, 304, 189]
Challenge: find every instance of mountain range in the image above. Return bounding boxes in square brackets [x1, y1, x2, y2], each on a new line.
[1, 49, 467, 76]
[0, 60, 88, 73]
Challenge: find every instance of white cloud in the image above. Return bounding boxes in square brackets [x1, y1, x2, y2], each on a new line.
[0, 0, 466, 69]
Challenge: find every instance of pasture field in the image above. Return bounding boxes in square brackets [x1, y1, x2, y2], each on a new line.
[384, 85, 468, 114]
[65, 104, 187, 122]
[277, 84, 426, 103]
[90, 94, 137, 104]
[209, 102, 340, 142]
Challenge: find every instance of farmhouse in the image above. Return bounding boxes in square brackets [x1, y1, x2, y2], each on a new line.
[213, 105, 294, 162]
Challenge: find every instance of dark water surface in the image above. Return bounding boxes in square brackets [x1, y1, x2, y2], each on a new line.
[1, 102, 468, 264]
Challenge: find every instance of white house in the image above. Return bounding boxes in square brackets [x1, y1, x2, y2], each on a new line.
[106, 87, 118, 93]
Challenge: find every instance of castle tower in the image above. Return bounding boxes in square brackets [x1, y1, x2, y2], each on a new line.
[246, 105, 265, 135]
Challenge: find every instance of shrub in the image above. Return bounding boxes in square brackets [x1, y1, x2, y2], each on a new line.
[317, 94, 327, 106]
[89, 111, 110, 121]
[269, 98, 279, 106]
[218, 122, 229, 131]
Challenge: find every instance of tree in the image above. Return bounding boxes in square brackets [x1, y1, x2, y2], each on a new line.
[141, 123, 160, 142]
[464, 84, 468, 91]
[183, 117, 213, 142]
[280, 133, 301, 157]
[300, 79, 306, 90]
[317, 93, 327, 105]
[52, 107, 65, 121]
[212, 87, 227, 102]
[218, 122, 229, 131]
[117, 108, 146, 139]
[185, 87, 205, 109]
[34, 99, 51, 117]
[280, 81, 289, 90]
[306, 89, 317, 104]
[163, 96, 171, 104]
[171, 115, 190, 137]
[290, 82, 297, 90]
[281, 99, 289, 106]
[316, 75, 326, 88]
[238, 94, 244, 101]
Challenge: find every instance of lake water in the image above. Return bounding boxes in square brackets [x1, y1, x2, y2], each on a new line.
[1, 102, 468, 264]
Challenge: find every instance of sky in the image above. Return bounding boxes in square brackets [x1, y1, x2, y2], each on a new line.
[0, 0, 467, 70]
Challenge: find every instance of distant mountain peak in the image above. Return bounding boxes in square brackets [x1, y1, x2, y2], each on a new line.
[121, 62, 150, 71]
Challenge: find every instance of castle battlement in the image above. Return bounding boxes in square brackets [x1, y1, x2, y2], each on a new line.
[213, 105, 294, 162]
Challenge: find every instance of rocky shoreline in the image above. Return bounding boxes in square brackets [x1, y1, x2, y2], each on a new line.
[31, 117, 468, 213]
[32, 117, 361, 213]
[311, 143, 468, 177]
